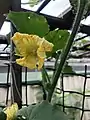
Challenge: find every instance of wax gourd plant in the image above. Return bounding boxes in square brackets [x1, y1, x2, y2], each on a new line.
[1, 0, 86, 120]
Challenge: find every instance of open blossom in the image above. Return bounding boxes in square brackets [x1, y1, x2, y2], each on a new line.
[4, 103, 18, 120]
[12, 32, 54, 70]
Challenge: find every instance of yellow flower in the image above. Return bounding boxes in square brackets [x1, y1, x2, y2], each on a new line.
[4, 103, 18, 120]
[12, 32, 54, 70]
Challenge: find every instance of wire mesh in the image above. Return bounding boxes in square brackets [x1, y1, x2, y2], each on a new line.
[0, 64, 90, 120]
[59, 65, 90, 120]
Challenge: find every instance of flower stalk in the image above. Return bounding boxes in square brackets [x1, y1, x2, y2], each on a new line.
[48, 0, 87, 102]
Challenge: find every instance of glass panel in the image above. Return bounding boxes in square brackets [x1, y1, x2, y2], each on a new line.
[22, 70, 42, 82]
[0, 66, 9, 83]
[40, 0, 72, 18]
[21, 0, 72, 17]
[81, 15, 90, 26]
[0, 21, 10, 35]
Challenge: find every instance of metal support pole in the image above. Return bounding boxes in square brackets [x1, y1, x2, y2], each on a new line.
[11, 0, 21, 11]
[10, 0, 22, 108]
[11, 63, 22, 108]
[0, 0, 11, 29]
[10, 23, 22, 108]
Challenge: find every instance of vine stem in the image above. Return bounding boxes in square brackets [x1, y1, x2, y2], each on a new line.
[48, 0, 87, 102]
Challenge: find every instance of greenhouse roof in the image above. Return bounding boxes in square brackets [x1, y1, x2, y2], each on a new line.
[21, 0, 72, 18]
[0, 0, 73, 30]
[0, 0, 90, 60]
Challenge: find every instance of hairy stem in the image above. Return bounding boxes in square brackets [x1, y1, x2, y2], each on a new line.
[48, 0, 86, 102]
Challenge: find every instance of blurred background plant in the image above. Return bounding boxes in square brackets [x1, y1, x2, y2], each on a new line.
[70, 0, 90, 18]
[21, 0, 43, 7]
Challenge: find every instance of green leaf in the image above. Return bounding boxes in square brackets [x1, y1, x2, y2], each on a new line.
[16, 101, 68, 120]
[0, 111, 7, 120]
[45, 29, 69, 57]
[63, 63, 75, 74]
[7, 12, 49, 37]
[29, 101, 68, 120]
[16, 104, 36, 120]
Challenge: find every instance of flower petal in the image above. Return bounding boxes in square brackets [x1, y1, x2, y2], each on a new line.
[4, 103, 18, 120]
[16, 57, 25, 67]
[12, 32, 54, 70]
[25, 34, 42, 52]
[16, 56, 37, 69]
[41, 38, 54, 51]
[37, 47, 46, 58]
[37, 57, 44, 70]
[11, 32, 27, 56]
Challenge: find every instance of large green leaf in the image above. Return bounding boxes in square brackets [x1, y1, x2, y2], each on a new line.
[45, 29, 69, 56]
[16, 104, 36, 120]
[63, 63, 75, 74]
[7, 12, 49, 37]
[16, 101, 68, 120]
[0, 111, 7, 120]
[29, 101, 68, 120]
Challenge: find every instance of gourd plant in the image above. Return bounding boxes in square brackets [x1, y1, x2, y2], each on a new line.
[6, 0, 87, 120]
